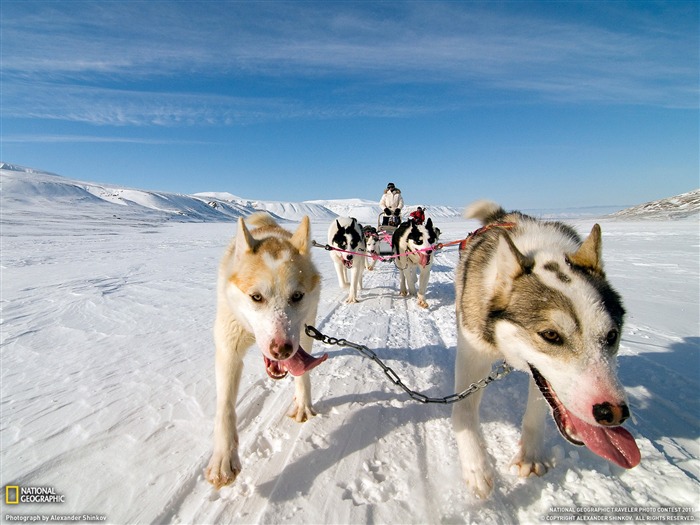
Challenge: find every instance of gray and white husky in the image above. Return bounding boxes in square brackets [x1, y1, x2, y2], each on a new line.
[452, 200, 640, 499]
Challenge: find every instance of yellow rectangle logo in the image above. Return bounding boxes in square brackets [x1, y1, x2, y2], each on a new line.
[5, 485, 19, 504]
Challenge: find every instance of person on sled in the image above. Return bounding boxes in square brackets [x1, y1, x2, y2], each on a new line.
[380, 182, 404, 226]
[409, 206, 425, 225]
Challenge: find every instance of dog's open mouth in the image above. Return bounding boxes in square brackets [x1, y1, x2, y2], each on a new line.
[529, 365, 641, 469]
[343, 259, 353, 269]
[263, 347, 329, 380]
[419, 251, 431, 268]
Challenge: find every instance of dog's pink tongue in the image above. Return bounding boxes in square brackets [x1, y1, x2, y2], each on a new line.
[569, 411, 641, 469]
[263, 348, 328, 380]
[283, 347, 328, 376]
[419, 252, 430, 267]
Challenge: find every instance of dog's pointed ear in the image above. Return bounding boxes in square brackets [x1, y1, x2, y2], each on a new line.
[426, 217, 433, 229]
[291, 216, 311, 255]
[492, 233, 533, 310]
[567, 224, 603, 274]
[235, 217, 257, 254]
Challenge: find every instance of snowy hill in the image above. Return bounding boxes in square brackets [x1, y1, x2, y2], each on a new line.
[609, 188, 700, 220]
[2, 163, 460, 224]
[1, 163, 250, 224]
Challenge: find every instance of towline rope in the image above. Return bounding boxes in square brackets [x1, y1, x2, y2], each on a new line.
[311, 222, 517, 262]
[305, 325, 512, 404]
[311, 239, 437, 262]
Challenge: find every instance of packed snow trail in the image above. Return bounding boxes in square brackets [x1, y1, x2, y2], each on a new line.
[1, 216, 698, 524]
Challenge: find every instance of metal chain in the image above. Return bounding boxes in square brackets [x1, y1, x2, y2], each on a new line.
[305, 325, 512, 404]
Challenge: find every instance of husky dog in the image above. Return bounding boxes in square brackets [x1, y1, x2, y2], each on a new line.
[362, 225, 380, 271]
[392, 218, 439, 308]
[328, 217, 366, 303]
[452, 201, 640, 499]
[205, 213, 327, 489]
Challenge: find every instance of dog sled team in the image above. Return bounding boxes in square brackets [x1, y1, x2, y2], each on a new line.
[327, 182, 440, 307]
[205, 182, 641, 501]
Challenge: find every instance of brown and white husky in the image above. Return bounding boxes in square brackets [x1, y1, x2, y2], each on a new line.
[205, 213, 327, 489]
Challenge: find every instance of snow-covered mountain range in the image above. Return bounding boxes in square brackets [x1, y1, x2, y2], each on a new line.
[2, 162, 697, 223]
[0, 163, 460, 224]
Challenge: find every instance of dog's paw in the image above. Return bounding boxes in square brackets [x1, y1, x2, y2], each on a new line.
[462, 466, 495, 499]
[205, 450, 242, 489]
[416, 297, 428, 308]
[400, 290, 408, 297]
[288, 401, 316, 423]
[511, 451, 548, 478]
[345, 295, 358, 304]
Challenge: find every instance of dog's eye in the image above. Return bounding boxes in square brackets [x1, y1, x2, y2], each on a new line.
[290, 291, 304, 303]
[250, 293, 264, 303]
[539, 329, 563, 345]
[605, 329, 619, 346]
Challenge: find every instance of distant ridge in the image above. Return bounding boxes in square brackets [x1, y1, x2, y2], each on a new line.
[0, 162, 59, 175]
[0, 162, 460, 223]
[4, 163, 694, 223]
[609, 189, 699, 220]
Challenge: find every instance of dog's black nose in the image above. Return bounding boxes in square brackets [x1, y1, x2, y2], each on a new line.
[347, 255, 353, 260]
[593, 402, 630, 426]
[271, 341, 294, 360]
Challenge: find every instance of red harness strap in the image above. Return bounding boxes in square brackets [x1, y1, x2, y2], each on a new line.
[458, 222, 516, 251]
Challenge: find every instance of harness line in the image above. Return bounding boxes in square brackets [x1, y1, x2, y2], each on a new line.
[312, 222, 517, 262]
[306, 222, 520, 402]
[305, 325, 512, 404]
[311, 239, 436, 263]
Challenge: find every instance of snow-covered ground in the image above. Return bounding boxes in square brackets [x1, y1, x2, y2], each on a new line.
[1, 167, 698, 524]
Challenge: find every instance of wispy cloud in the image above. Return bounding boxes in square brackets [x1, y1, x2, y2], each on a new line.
[2, 0, 697, 129]
[1, 81, 446, 127]
[0, 134, 213, 145]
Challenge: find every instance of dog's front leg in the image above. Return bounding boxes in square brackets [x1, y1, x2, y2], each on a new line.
[288, 308, 319, 422]
[406, 265, 419, 297]
[512, 378, 549, 477]
[397, 260, 408, 296]
[289, 373, 316, 422]
[205, 325, 249, 489]
[416, 266, 430, 308]
[346, 264, 363, 303]
[452, 330, 495, 499]
[332, 255, 349, 289]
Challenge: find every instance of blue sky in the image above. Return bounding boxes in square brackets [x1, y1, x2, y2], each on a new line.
[2, 1, 698, 209]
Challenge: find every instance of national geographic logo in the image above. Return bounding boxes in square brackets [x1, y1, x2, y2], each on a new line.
[5, 486, 66, 505]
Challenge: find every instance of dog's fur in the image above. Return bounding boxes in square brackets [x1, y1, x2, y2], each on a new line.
[452, 200, 640, 498]
[392, 218, 439, 308]
[328, 217, 366, 303]
[205, 213, 322, 489]
[362, 226, 380, 271]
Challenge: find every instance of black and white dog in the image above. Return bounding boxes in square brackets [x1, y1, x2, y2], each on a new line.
[391, 218, 439, 308]
[328, 217, 366, 303]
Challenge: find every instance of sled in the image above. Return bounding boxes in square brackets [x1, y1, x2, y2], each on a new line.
[375, 212, 401, 257]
